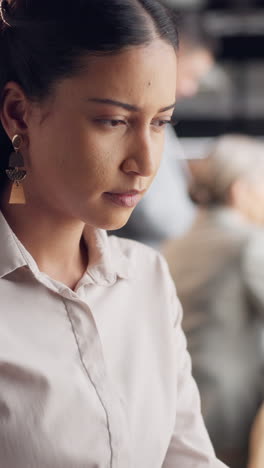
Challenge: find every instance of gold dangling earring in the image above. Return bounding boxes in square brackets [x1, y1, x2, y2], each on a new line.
[6, 134, 27, 204]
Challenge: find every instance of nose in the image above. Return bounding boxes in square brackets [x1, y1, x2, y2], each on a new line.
[121, 130, 158, 178]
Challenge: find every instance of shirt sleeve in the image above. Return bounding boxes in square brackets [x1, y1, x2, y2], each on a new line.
[162, 285, 229, 468]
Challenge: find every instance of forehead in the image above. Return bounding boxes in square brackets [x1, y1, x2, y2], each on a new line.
[55, 39, 177, 112]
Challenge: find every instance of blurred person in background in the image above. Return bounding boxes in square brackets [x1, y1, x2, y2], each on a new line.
[162, 134, 264, 468]
[112, 13, 216, 247]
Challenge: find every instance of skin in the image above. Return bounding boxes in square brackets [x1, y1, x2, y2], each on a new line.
[0, 38, 177, 288]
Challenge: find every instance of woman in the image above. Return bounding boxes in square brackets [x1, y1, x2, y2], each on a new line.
[0, 1, 227, 467]
[162, 135, 264, 468]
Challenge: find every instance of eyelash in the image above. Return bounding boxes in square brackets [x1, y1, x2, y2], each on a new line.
[95, 118, 174, 129]
[151, 119, 172, 128]
[98, 119, 126, 127]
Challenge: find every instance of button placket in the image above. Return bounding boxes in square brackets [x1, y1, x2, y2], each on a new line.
[64, 298, 130, 468]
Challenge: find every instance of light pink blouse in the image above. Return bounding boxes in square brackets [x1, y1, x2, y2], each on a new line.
[0, 211, 228, 467]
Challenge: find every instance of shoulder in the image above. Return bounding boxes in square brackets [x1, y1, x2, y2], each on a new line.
[109, 234, 171, 276]
[108, 234, 180, 320]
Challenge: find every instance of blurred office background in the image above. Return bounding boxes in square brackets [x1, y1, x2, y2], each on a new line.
[160, 4, 264, 467]
[165, 0, 264, 158]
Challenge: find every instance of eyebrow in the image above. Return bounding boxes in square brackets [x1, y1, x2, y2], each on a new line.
[87, 98, 176, 113]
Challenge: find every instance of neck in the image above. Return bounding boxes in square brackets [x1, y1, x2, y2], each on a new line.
[0, 196, 89, 290]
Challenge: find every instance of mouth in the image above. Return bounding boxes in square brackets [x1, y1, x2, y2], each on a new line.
[103, 190, 144, 208]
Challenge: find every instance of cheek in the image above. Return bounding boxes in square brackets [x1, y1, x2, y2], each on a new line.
[58, 140, 118, 197]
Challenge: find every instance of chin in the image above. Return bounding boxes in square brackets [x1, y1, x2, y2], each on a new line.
[100, 219, 129, 231]
[95, 212, 132, 231]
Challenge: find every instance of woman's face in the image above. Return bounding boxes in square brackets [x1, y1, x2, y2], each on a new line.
[24, 38, 177, 229]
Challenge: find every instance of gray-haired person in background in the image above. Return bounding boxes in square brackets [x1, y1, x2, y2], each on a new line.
[112, 13, 216, 247]
[162, 135, 264, 468]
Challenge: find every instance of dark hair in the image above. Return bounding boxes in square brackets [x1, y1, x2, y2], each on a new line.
[0, 0, 178, 189]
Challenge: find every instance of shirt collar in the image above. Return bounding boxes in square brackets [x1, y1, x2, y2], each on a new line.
[0, 211, 131, 285]
[83, 226, 131, 286]
[0, 211, 28, 278]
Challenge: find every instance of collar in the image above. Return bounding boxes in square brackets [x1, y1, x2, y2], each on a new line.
[0, 211, 131, 286]
[0, 211, 28, 278]
[83, 226, 131, 286]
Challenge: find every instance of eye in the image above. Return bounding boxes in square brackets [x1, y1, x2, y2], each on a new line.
[95, 119, 127, 128]
[151, 118, 173, 129]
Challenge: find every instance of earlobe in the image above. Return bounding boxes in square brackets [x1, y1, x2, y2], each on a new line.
[1, 81, 29, 140]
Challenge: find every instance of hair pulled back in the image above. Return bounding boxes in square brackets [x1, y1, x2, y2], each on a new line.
[0, 0, 178, 188]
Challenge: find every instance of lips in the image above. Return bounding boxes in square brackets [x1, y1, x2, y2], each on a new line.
[104, 190, 143, 208]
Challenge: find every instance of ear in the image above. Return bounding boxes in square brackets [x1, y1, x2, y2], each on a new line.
[0, 81, 30, 141]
